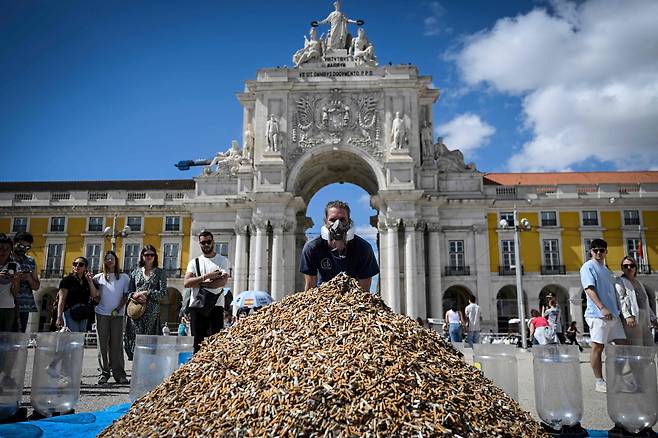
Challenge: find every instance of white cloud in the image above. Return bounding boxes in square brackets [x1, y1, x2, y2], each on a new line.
[437, 113, 495, 154]
[353, 225, 378, 241]
[424, 2, 446, 36]
[454, 0, 658, 171]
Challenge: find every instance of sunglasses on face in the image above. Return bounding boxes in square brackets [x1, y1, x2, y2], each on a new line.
[72, 262, 86, 267]
[199, 240, 214, 246]
[622, 264, 636, 269]
[16, 243, 31, 251]
[143, 253, 156, 257]
[591, 248, 606, 253]
[104, 257, 116, 262]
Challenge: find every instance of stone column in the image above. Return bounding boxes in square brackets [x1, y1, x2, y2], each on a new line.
[415, 222, 427, 319]
[232, 225, 249, 294]
[569, 286, 584, 334]
[270, 222, 284, 301]
[247, 225, 256, 290]
[382, 219, 401, 313]
[404, 220, 419, 318]
[473, 224, 494, 330]
[427, 224, 443, 319]
[253, 221, 269, 292]
[283, 220, 297, 297]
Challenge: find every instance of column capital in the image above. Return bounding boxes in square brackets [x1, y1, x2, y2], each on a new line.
[426, 222, 441, 232]
[252, 220, 269, 231]
[234, 224, 250, 235]
[381, 217, 400, 231]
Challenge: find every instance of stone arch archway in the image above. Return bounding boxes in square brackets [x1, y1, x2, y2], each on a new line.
[496, 285, 528, 333]
[286, 144, 385, 203]
[36, 287, 58, 331]
[442, 285, 473, 315]
[159, 287, 182, 328]
[538, 284, 570, 329]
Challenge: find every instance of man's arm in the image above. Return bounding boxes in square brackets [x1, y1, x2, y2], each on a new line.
[357, 277, 371, 292]
[183, 270, 227, 289]
[304, 274, 317, 291]
[584, 286, 612, 319]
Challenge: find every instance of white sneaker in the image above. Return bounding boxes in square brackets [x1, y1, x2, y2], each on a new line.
[595, 380, 607, 393]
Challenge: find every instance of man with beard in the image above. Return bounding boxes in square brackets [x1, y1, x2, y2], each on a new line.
[300, 200, 379, 291]
[183, 231, 231, 352]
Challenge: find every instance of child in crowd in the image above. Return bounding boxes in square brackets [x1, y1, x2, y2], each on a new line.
[566, 321, 584, 352]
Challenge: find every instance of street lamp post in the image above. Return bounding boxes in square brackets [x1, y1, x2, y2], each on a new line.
[500, 206, 531, 349]
[104, 215, 130, 252]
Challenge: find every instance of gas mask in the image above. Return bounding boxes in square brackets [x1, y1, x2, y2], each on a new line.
[321, 219, 354, 257]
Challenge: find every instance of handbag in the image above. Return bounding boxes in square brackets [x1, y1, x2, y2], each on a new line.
[189, 258, 220, 317]
[127, 296, 147, 320]
[69, 302, 94, 321]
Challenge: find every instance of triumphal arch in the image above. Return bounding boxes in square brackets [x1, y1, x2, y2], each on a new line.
[191, 2, 489, 321]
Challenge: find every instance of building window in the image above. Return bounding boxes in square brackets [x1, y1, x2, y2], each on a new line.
[165, 216, 180, 232]
[86, 244, 102, 273]
[123, 244, 141, 272]
[540, 211, 557, 227]
[46, 244, 63, 274]
[448, 240, 464, 268]
[163, 243, 179, 276]
[215, 242, 229, 258]
[626, 238, 643, 262]
[543, 239, 560, 267]
[127, 216, 142, 232]
[500, 212, 514, 227]
[88, 217, 103, 232]
[582, 211, 598, 226]
[50, 217, 65, 232]
[12, 217, 28, 233]
[501, 240, 516, 268]
[623, 210, 640, 226]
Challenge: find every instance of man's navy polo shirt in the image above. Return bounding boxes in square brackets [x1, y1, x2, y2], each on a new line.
[299, 235, 380, 286]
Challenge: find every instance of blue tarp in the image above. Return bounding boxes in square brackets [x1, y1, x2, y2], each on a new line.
[0, 403, 129, 438]
[0, 406, 613, 437]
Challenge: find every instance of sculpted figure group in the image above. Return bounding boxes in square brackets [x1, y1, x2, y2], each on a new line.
[293, 1, 375, 67]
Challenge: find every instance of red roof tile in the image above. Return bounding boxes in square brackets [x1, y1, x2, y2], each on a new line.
[483, 171, 658, 186]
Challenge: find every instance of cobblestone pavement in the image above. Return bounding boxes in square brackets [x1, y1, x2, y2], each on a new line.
[17, 345, 614, 431]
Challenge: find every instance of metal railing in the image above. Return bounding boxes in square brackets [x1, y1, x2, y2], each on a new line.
[444, 266, 471, 276]
[540, 265, 566, 275]
[498, 265, 523, 276]
[40, 269, 65, 279]
[163, 268, 183, 278]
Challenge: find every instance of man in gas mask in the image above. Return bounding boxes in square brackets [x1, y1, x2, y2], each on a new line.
[300, 200, 379, 291]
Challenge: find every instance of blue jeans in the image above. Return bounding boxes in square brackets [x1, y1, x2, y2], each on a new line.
[466, 331, 480, 347]
[63, 309, 88, 332]
[449, 323, 463, 343]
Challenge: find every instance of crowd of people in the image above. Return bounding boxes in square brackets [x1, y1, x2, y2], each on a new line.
[1, 213, 656, 394]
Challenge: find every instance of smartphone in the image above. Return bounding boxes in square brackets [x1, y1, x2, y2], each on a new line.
[6, 262, 17, 275]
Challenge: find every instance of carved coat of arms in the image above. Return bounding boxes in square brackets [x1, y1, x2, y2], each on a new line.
[290, 89, 381, 163]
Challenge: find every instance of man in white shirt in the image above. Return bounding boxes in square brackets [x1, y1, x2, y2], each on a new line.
[183, 231, 231, 353]
[464, 296, 481, 347]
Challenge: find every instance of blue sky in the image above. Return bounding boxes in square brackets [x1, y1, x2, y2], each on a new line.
[2, 0, 657, 283]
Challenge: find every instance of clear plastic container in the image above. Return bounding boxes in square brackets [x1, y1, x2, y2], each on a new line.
[473, 343, 518, 400]
[606, 344, 658, 434]
[0, 332, 30, 420]
[130, 335, 179, 402]
[532, 345, 583, 429]
[31, 332, 85, 416]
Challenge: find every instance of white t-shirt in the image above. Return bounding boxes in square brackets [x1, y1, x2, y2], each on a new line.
[186, 254, 231, 307]
[0, 282, 13, 308]
[465, 302, 481, 332]
[94, 273, 130, 316]
[446, 309, 461, 324]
